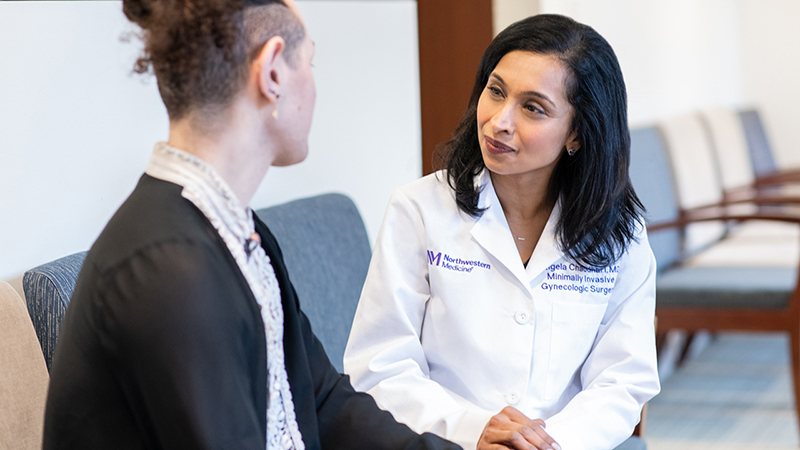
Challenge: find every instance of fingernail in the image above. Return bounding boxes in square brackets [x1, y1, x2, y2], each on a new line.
[552, 444, 562, 450]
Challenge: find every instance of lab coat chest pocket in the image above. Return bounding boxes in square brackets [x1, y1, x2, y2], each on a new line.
[545, 299, 608, 400]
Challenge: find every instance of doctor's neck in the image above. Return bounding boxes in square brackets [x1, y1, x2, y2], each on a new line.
[490, 170, 555, 222]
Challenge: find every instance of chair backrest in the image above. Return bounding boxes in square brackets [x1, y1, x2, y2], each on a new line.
[0, 281, 49, 450]
[628, 126, 682, 271]
[658, 113, 727, 254]
[23, 252, 87, 370]
[256, 193, 371, 373]
[739, 108, 779, 177]
[700, 107, 756, 190]
[23, 194, 370, 374]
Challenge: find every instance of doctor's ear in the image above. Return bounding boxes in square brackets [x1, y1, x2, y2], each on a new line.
[565, 132, 581, 156]
[254, 36, 287, 104]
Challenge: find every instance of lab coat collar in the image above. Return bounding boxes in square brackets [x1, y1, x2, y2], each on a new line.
[470, 170, 563, 290]
[525, 200, 562, 280]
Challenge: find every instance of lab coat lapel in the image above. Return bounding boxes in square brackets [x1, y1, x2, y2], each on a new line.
[469, 172, 530, 288]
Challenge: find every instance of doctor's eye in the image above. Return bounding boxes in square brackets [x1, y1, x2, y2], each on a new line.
[487, 86, 504, 98]
[524, 103, 545, 115]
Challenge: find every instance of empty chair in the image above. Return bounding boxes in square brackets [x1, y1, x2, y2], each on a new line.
[739, 109, 800, 185]
[660, 112, 799, 268]
[629, 125, 800, 433]
[0, 281, 49, 450]
[701, 107, 800, 199]
[657, 114, 728, 255]
[697, 107, 799, 266]
[701, 107, 756, 194]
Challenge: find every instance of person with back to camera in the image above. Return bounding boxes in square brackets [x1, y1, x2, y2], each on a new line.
[344, 14, 660, 450]
[41, 1, 463, 449]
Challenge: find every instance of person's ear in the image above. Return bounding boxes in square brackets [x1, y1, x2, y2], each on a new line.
[566, 131, 581, 154]
[254, 36, 286, 105]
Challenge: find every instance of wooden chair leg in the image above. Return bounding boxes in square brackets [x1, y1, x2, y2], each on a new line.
[656, 331, 668, 357]
[678, 331, 696, 366]
[632, 402, 648, 437]
[791, 328, 800, 434]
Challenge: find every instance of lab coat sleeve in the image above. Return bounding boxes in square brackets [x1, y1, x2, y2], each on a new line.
[543, 229, 661, 450]
[344, 189, 496, 450]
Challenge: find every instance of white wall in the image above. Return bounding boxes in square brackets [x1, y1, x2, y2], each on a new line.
[0, 1, 421, 282]
[493, 0, 539, 37]
[494, 0, 799, 169]
[538, 0, 744, 127]
[739, 0, 800, 169]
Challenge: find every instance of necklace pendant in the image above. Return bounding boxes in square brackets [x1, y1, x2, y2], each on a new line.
[517, 237, 525, 241]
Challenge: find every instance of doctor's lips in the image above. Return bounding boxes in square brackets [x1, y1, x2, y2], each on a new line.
[485, 136, 516, 155]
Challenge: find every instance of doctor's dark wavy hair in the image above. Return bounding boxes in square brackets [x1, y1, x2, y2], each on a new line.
[122, 0, 304, 120]
[439, 14, 644, 270]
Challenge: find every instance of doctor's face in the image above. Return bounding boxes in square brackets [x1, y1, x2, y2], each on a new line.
[476, 51, 578, 182]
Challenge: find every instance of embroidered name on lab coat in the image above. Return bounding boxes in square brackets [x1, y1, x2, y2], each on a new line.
[541, 263, 618, 295]
[427, 250, 491, 273]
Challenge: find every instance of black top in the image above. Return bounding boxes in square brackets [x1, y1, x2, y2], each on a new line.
[43, 174, 461, 450]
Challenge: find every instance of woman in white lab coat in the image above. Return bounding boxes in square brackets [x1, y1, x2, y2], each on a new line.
[344, 14, 660, 450]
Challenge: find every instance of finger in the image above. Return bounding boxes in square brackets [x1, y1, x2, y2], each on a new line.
[514, 424, 558, 450]
[500, 406, 533, 425]
[530, 418, 546, 428]
[527, 423, 561, 450]
[476, 443, 514, 450]
[480, 422, 536, 450]
[502, 429, 538, 450]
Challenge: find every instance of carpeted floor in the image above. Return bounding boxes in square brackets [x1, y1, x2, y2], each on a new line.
[646, 332, 799, 450]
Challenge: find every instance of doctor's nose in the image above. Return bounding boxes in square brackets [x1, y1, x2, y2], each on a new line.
[491, 103, 515, 136]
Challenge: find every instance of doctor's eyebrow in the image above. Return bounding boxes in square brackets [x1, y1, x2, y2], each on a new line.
[489, 73, 556, 108]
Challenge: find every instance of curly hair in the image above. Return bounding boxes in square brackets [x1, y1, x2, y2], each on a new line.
[122, 0, 304, 120]
[439, 14, 644, 270]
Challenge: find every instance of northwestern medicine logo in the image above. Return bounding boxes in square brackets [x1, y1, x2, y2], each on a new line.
[427, 250, 490, 273]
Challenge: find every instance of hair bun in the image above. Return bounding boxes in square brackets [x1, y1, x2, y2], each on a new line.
[122, 0, 155, 27]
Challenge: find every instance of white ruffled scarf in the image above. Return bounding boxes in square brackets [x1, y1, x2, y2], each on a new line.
[146, 142, 305, 450]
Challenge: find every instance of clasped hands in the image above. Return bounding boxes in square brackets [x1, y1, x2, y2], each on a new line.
[477, 406, 561, 450]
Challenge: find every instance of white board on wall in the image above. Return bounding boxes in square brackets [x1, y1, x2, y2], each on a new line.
[0, 0, 421, 280]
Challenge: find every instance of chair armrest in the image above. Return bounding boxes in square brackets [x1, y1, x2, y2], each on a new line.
[754, 168, 800, 187]
[647, 205, 800, 232]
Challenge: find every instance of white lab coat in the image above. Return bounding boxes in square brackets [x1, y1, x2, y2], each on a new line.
[344, 170, 660, 450]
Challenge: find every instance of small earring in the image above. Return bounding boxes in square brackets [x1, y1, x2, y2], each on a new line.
[269, 90, 280, 120]
[567, 148, 576, 156]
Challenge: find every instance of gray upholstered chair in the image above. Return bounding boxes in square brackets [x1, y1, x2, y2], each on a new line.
[740, 109, 780, 179]
[701, 108, 800, 210]
[739, 109, 800, 184]
[23, 194, 369, 375]
[23, 251, 86, 371]
[0, 281, 49, 450]
[255, 193, 371, 373]
[629, 125, 800, 432]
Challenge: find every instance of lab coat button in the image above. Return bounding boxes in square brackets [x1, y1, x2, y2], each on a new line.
[505, 391, 520, 404]
[514, 311, 529, 324]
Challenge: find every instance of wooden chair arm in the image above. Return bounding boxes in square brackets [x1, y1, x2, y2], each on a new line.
[723, 189, 800, 206]
[647, 206, 800, 232]
[753, 168, 800, 187]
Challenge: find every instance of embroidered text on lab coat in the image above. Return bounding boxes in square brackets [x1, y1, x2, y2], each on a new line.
[541, 263, 619, 295]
